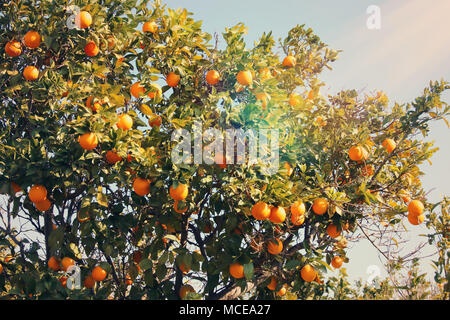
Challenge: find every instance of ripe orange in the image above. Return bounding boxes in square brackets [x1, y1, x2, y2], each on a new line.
[382, 138, 396, 153]
[348, 145, 366, 161]
[269, 206, 286, 224]
[29, 185, 47, 203]
[148, 83, 162, 99]
[236, 70, 253, 86]
[179, 284, 195, 299]
[106, 150, 123, 164]
[117, 114, 133, 131]
[48, 256, 60, 271]
[78, 132, 98, 150]
[276, 285, 287, 296]
[61, 257, 75, 272]
[11, 182, 22, 194]
[284, 162, 293, 176]
[24, 31, 41, 49]
[84, 41, 99, 57]
[327, 224, 341, 238]
[86, 96, 101, 112]
[255, 92, 270, 109]
[169, 183, 188, 201]
[267, 277, 277, 290]
[407, 212, 424, 226]
[133, 178, 150, 196]
[23, 66, 39, 81]
[143, 21, 158, 33]
[288, 93, 301, 106]
[130, 82, 145, 98]
[84, 275, 95, 289]
[76, 11, 92, 29]
[251, 201, 271, 220]
[291, 214, 305, 226]
[408, 200, 424, 217]
[92, 266, 107, 281]
[267, 238, 283, 255]
[291, 200, 305, 216]
[282, 55, 296, 67]
[300, 264, 316, 282]
[166, 72, 180, 87]
[59, 276, 68, 288]
[206, 70, 220, 85]
[312, 198, 328, 215]
[35, 198, 51, 212]
[229, 262, 244, 279]
[149, 114, 162, 127]
[331, 256, 344, 269]
[5, 40, 22, 57]
[174, 200, 187, 214]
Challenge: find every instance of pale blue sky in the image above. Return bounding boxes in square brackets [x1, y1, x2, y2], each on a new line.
[163, 0, 450, 284]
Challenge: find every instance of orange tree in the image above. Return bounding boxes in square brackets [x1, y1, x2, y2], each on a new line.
[0, 0, 449, 300]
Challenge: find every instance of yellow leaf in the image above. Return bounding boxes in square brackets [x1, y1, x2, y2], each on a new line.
[139, 104, 153, 117]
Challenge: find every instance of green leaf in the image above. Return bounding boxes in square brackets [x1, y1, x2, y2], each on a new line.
[243, 262, 254, 280]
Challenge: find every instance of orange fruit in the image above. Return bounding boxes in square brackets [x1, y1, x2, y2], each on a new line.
[106, 151, 123, 164]
[276, 285, 287, 296]
[5, 40, 22, 57]
[283, 162, 293, 176]
[130, 82, 145, 98]
[382, 139, 396, 153]
[148, 83, 162, 99]
[348, 145, 366, 161]
[236, 70, 253, 86]
[61, 257, 75, 272]
[11, 182, 22, 194]
[78, 132, 98, 150]
[179, 284, 195, 299]
[169, 183, 188, 201]
[408, 212, 424, 226]
[84, 41, 99, 57]
[282, 55, 296, 67]
[143, 21, 158, 33]
[312, 198, 328, 215]
[269, 206, 286, 224]
[267, 277, 277, 290]
[23, 66, 39, 81]
[24, 31, 41, 49]
[133, 178, 150, 196]
[267, 238, 283, 255]
[255, 92, 270, 109]
[229, 262, 244, 279]
[84, 275, 95, 288]
[59, 276, 68, 288]
[291, 214, 305, 226]
[149, 114, 162, 127]
[174, 200, 187, 214]
[117, 114, 133, 131]
[251, 201, 271, 220]
[290, 200, 305, 217]
[35, 199, 51, 212]
[48, 256, 60, 271]
[86, 96, 101, 112]
[166, 72, 180, 87]
[408, 200, 424, 217]
[29, 185, 47, 203]
[92, 266, 107, 281]
[288, 93, 301, 106]
[76, 11, 92, 29]
[331, 256, 344, 269]
[300, 264, 316, 282]
[206, 70, 220, 85]
[327, 224, 341, 238]
[125, 275, 133, 286]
